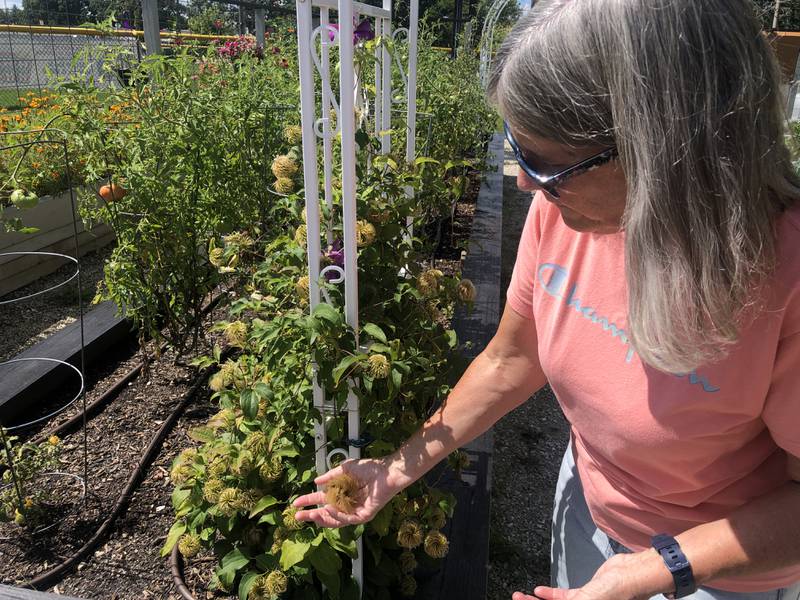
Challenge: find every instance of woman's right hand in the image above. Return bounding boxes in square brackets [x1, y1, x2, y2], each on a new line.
[292, 457, 408, 528]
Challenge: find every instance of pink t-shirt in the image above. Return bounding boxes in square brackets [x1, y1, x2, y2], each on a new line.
[507, 192, 800, 592]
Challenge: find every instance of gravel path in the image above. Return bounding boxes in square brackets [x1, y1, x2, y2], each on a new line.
[486, 143, 570, 600]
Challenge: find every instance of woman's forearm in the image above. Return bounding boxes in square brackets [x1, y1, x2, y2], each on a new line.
[385, 345, 546, 490]
[630, 481, 800, 597]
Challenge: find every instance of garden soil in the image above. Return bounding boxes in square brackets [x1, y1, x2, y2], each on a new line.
[485, 143, 570, 600]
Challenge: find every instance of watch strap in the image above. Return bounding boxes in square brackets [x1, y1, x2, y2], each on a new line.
[651, 534, 696, 599]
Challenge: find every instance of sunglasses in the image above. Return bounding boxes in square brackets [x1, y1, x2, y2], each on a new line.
[503, 121, 619, 199]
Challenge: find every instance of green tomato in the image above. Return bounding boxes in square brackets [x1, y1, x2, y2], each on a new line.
[10, 188, 38, 210]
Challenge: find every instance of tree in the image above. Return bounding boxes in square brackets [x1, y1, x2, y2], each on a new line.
[752, 0, 800, 31]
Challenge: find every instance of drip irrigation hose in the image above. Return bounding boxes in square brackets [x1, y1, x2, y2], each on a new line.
[22, 364, 213, 591]
[170, 545, 197, 600]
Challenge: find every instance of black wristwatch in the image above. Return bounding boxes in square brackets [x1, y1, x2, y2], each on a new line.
[651, 534, 697, 599]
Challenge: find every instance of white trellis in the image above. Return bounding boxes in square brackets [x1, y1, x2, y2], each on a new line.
[295, 0, 419, 592]
[478, 0, 515, 88]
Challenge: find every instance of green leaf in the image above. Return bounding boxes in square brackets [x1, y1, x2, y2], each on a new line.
[445, 329, 458, 349]
[238, 570, 259, 600]
[309, 541, 342, 575]
[362, 323, 387, 344]
[253, 382, 274, 402]
[312, 302, 341, 326]
[248, 495, 278, 518]
[390, 368, 402, 390]
[332, 354, 363, 387]
[171, 486, 191, 512]
[369, 503, 392, 537]
[218, 547, 250, 589]
[315, 565, 341, 599]
[280, 539, 311, 570]
[323, 527, 358, 558]
[240, 389, 258, 420]
[188, 426, 216, 443]
[160, 521, 186, 557]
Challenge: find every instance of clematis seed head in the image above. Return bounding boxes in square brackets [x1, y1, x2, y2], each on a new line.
[423, 530, 449, 559]
[397, 519, 423, 549]
[271, 155, 299, 179]
[324, 473, 360, 514]
[178, 532, 202, 558]
[366, 354, 391, 379]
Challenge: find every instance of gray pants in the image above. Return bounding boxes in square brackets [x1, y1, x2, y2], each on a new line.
[551, 441, 800, 600]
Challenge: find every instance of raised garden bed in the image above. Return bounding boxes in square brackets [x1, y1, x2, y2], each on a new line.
[0, 190, 113, 298]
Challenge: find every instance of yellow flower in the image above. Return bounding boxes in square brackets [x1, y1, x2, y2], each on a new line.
[457, 279, 476, 303]
[366, 354, 390, 379]
[48, 435, 60, 446]
[271, 155, 299, 179]
[178, 533, 201, 558]
[397, 519, 423, 549]
[355, 220, 376, 247]
[423, 530, 449, 559]
[294, 224, 307, 247]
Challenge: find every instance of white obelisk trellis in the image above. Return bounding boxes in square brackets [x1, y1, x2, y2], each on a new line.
[479, 0, 514, 87]
[295, 0, 419, 592]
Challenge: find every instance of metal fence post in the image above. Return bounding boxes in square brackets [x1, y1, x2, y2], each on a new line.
[255, 8, 265, 47]
[141, 0, 161, 55]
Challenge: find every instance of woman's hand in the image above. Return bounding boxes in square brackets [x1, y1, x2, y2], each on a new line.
[292, 457, 408, 528]
[512, 551, 672, 600]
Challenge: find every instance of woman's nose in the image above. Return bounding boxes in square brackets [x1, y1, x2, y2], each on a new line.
[516, 167, 539, 193]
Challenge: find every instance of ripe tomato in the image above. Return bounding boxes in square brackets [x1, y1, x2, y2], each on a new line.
[99, 182, 127, 202]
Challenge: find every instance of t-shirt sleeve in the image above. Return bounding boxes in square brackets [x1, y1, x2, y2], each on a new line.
[506, 194, 542, 320]
[763, 330, 800, 457]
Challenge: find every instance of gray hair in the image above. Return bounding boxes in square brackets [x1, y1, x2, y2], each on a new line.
[489, 0, 800, 373]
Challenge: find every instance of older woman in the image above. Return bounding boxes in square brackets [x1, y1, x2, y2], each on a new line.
[294, 1, 800, 598]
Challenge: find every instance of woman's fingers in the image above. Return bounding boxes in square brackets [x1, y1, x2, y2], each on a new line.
[313, 461, 353, 486]
[292, 491, 326, 509]
[294, 507, 343, 528]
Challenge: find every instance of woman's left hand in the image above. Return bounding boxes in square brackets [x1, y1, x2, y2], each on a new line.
[512, 551, 673, 600]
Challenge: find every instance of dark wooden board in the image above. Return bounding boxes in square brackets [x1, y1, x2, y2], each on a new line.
[418, 132, 504, 600]
[0, 584, 87, 600]
[0, 300, 131, 423]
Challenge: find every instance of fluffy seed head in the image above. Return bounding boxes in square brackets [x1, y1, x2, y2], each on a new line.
[266, 570, 288, 595]
[203, 478, 224, 504]
[271, 155, 299, 179]
[222, 232, 254, 248]
[178, 532, 202, 558]
[274, 177, 295, 194]
[399, 550, 417, 573]
[397, 519, 423, 549]
[283, 125, 302, 145]
[424, 530, 449, 559]
[234, 452, 253, 476]
[400, 575, 417, 597]
[417, 269, 443, 297]
[249, 574, 271, 600]
[217, 487, 241, 516]
[224, 320, 248, 348]
[295, 276, 309, 304]
[429, 507, 447, 530]
[367, 354, 391, 379]
[244, 431, 269, 455]
[324, 473, 361, 514]
[282, 505, 303, 530]
[294, 224, 307, 247]
[457, 278, 476, 303]
[259, 456, 283, 483]
[355, 220, 377, 247]
[170, 462, 193, 485]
